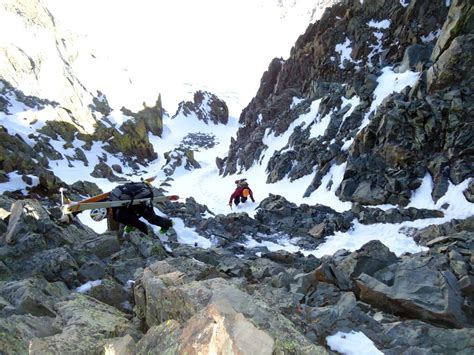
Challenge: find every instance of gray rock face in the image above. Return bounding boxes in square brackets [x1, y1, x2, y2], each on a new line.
[428, 33, 474, 92]
[0, 0, 98, 132]
[397, 44, 434, 73]
[221, 0, 472, 207]
[0, 277, 68, 317]
[174, 91, 229, 125]
[4, 199, 51, 244]
[356, 254, 469, 328]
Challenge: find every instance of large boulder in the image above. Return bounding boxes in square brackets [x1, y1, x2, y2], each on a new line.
[133, 260, 328, 354]
[315, 240, 398, 290]
[356, 254, 469, 328]
[184, 303, 275, 354]
[4, 199, 51, 245]
[0, 277, 68, 317]
[0, 314, 60, 354]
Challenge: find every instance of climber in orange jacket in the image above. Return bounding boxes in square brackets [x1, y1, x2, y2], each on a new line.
[228, 178, 255, 207]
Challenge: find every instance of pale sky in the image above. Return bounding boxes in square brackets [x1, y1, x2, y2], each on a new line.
[44, 0, 323, 116]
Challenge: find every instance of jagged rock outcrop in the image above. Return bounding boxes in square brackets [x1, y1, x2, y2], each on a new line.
[120, 95, 165, 137]
[162, 148, 201, 176]
[0, 0, 99, 133]
[0, 80, 168, 192]
[255, 194, 353, 239]
[174, 91, 229, 125]
[222, 0, 473, 206]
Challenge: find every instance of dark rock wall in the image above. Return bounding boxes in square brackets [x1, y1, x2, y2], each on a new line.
[222, 0, 472, 206]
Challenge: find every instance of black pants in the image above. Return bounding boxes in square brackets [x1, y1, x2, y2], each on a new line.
[233, 195, 248, 206]
[113, 204, 172, 234]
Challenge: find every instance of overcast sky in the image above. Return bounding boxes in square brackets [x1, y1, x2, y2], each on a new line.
[44, 0, 322, 116]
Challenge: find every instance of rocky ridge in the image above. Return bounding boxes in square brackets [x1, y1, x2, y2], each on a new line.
[0, 0, 473, 354]
[222, 0, 473, 207]
[1, 0, 206, 199]
[0, 194, 472, 353]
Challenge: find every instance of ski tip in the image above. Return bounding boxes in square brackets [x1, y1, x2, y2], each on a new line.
[168, 195, 179, 201]
[144, 175, 157, 182]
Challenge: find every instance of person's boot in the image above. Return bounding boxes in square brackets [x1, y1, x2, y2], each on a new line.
[159, 220, 175, 235]
[124, 225, 136, 234]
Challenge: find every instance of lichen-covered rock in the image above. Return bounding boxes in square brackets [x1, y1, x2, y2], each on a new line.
[105, 119, 157, 162]
[28, 294, 133, 354]
[427, 34, 474, 92]
[179, 303, 275, 354]
[121, 95, 164, 136]
[0, 314, 60, 354]
[135, 320, 181, 354]
[0, 276, 69, 317]
[134, 261, 328, 354]
[104, 334, 137, 355]
[38, 120, 78, 143]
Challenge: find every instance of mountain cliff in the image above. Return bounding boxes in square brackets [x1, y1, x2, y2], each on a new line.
[0, 0, 172, 198]
[222, 0, 472, 207]
[0, 0, 473, 354]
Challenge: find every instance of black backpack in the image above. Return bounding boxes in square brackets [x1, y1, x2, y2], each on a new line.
[109, 183, 154, 203]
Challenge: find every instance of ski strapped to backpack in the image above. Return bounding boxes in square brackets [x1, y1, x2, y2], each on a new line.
[59, 176, 179, 222]
[61, 194, 180, 215]
[60, 176, 158, 206]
